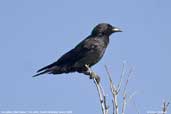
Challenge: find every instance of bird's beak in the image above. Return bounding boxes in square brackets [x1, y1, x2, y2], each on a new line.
[112, 27, 122, 32]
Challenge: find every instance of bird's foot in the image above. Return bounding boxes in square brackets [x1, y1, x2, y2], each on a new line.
[91, 72, 100, 84]
[84, 65, 100, 83]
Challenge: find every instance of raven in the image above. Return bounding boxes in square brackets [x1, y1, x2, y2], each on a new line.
[33, 23, 122, 77]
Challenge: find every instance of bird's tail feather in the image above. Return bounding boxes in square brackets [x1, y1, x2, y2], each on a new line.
[32, 70, 50, 77]
[33, 64, 76, 77]
[37, 62, 56, 72]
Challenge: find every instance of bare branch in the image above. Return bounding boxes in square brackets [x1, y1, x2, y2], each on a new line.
[105, 65, 119, 114]
[123, 66, 133, 96]
[84, 63, 167, 114]
[127, 91, 137, 103]
[85, 64, 109, 114]
[117, 61, 126, 92]
[112, 100, 115, 114]
[121, 92, 127, 114]
[162, 100, 170, 114]
[104, 63, 135, 114]
[121, 66, 133, 114]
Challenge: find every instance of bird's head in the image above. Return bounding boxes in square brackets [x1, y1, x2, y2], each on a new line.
[91, 23, 122, 36]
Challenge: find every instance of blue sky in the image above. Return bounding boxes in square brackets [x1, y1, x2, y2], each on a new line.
[0, 0, 171, 114]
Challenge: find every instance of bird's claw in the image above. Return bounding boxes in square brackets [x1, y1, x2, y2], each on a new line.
[91, 72, 100, 84]
[84, 64, 100, 83]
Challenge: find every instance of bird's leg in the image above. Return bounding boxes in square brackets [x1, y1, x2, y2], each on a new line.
[84, 64, 100, 83]
[84, 64, 93, 79]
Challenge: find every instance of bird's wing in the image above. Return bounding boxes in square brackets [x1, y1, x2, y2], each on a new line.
[36, 37, 96, 73]
[56, 37, 96, 65]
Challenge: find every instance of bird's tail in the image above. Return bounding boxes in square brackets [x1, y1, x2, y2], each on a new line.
[33, 63, 76, 77]
[32, 63, 56, 77]
[32, 69, 50, 77]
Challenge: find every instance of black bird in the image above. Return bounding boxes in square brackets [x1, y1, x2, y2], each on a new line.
[33, 23, 122, 77]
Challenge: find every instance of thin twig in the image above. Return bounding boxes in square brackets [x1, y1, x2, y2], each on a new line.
[93, 78, 106, 114]
[127, 91, 137, 103]
[112, 100, 115, 114]
[85, 64, 135, 114]
[123, 67, 133, 95]
[99, 83, 109, 113]
[105, 64, 134, 114]
[85, 65, 108, 114]
[117, 61, 126, 92]
[162, 100, 170, 114]
[121, 66, 133, 114]
[122, 92, 127, 114]
[105, 65, 119, 114]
